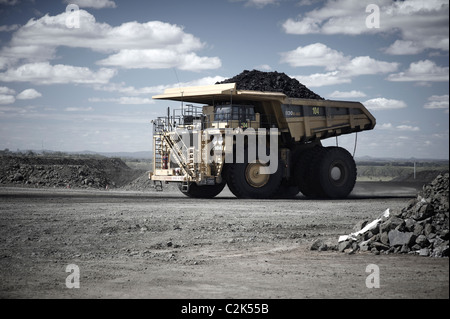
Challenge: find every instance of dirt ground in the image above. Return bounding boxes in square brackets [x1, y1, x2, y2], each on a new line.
[0, 181, 448, 300]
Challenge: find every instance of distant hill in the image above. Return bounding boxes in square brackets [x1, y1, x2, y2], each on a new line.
[0, 149, 153, 159]
[355, 155, 449, 164]
[1, 149, 448, 163]
[79, 151, 153, 159]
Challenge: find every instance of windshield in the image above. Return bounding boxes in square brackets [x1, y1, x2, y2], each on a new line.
[214, 105, 255, 121]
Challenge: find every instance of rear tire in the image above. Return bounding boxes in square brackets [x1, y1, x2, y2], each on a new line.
[313, 147, 356, 199]
[272, 181, 299, 199]
[294, 146, 323, 198]
[178, 182, 226, 199]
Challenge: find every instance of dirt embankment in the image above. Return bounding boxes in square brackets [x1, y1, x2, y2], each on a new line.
[0, 155, 145, 189]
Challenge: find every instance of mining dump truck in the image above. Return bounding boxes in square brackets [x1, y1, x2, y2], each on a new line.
[149, 83, 376, 199]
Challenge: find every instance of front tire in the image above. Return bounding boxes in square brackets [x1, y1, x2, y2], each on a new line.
[226, 160, 283, 199]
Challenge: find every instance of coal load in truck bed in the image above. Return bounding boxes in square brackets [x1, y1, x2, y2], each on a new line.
[216, 70, 324, 100]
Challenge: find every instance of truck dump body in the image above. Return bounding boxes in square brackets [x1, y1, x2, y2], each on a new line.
[151, 83, 376, 199]
[152, 83, 376, 142]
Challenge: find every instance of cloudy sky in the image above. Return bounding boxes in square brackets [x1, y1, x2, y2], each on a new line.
[0, 0, 448, 159]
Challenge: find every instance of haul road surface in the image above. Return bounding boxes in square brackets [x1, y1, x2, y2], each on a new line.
[0, 182, 448, 299]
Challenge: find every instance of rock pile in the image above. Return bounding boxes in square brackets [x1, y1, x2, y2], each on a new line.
[216, 70, 324, 100]
[0, 155, 133, 189]
[335, 173, 449, 257]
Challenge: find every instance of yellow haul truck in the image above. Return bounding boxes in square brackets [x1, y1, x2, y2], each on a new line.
[150, 83, 376, 199]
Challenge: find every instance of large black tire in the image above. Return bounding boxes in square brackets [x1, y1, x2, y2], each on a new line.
[226, 160, 283, 199]
[222, 164, 240, 198]
[294, 146, 323, 198]
[312, 147, 357, 199]
[178, 182, 226, 199]
[272, 181, 299, 199]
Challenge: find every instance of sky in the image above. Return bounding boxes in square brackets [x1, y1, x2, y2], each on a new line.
[0, 0, 448, 159]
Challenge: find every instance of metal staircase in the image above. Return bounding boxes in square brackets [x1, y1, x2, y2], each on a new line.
[152, 116, 195, 179]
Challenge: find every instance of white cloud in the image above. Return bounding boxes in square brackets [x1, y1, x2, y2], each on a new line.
[65, 107, 94, 112]
[281, 43, 398, 86]
[89, 97, 155, 105]
[0, 10, 220, 72]
[282, 0, 449, 55]
[94, 76, 226, 95]
[387, 60, 449, 82]
[424, 95, 449, 110]
[0, 0, 20, 5]
[396, 125, 420, 132]
[292, 71, 351, 87]
[281, 43, 398, 74]
[63, 0, 117, 9]
[363, 98, 407, 110]
[0, 86, 16, 95]
[338, 56, 399, 76]
[329, 90, 367, 98]
[378, 122, 420, 131]
[254, 64, 272, 71]
[16, 88, 42, 100]
[0, 94, 15, 105]
[0, 62, 117, 84]
[384, 40, 424, 55]
[98, 50, 221, 71]
[378, 123, 393, 130]
[232, 0, 280, 8]
[280, 43, 348, 70]
[0, 24, 20, 32]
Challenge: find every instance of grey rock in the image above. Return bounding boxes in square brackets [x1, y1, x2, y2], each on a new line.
[419, 248, 429, 256]
[415, 203, 434, 221]
[310, 239, 323, 251]
[380, 217, 404, 233]
[404, 218, 416, 232]
[13, 173, 24, 181]
[424, 223, 434, 236]
[358, 239, 371, 251]
[413, 224, 424, 236]
[338, 240, 352, 252]
[372, 241, 389, 251]
[415, 235, 429, 248]
[380, 231, 389, 245]
[431, 241, 449, 257]
[388, 229, 415, 247]
[400, 244, 410, 254]
[427, 233, 436, 240]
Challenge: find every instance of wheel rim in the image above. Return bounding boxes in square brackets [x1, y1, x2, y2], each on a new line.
[245, 162, 270, 188]
[329, 162, 345, 185]
[330, 166, 342, 181]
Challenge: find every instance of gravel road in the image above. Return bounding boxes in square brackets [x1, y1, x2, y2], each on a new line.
[0, 182, 448, 299]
